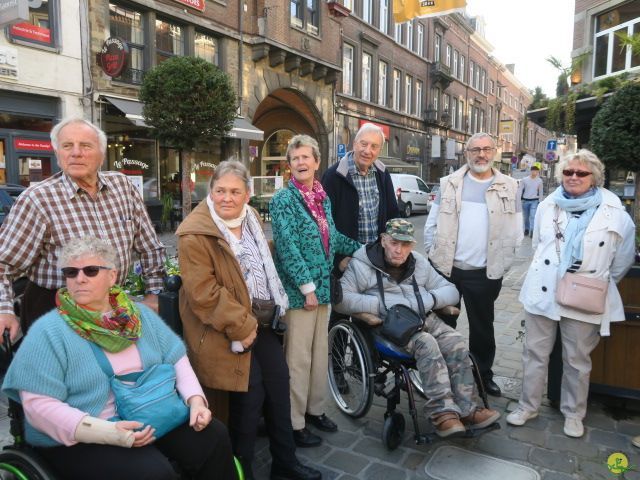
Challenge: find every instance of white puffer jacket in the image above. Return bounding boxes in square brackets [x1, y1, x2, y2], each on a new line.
[335, 243, 460, 319]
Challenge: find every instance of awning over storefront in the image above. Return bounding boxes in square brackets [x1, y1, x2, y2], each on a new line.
[102, 96, 263, 141]
[102, 96, 147, 127]
[228, 117, 264, 141]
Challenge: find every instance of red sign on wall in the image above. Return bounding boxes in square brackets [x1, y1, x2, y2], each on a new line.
[14, 139, 53, 152]
[172, 0, 205, 12]
[358, 120, 390, 140]
[97, 37, 128, 78]
[10, 22, 51, 44]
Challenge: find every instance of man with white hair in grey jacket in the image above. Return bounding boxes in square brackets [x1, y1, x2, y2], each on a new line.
[335, 218, 500, 437]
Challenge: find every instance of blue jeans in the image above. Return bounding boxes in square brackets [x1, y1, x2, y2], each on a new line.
[522, 199, 539, 233]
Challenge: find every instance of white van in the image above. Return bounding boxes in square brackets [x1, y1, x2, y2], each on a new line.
[390, 173, 431, 217]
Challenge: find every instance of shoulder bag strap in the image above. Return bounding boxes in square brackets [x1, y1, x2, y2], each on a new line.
[411, 276, 426, 319]
[375, 270, 388, 311]
[88, 341, 142, 382]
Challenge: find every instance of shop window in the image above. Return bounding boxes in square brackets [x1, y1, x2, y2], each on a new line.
[593, 0, 640, 78]
[290, 0, 319, 34]
[18, 156, 53, 187]
[156, 19, 184, 64]
[0, 114, 53, 132]
[109, 3, 145, 84]
[262, 129, 294, 183]
[191, 148, 219, 202]
[195, 32, 218, 65]
[9, 0, 56, 48]
[107, 135, 157, 201]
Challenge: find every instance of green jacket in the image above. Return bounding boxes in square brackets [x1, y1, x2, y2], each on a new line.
[270, 184, 360, 309]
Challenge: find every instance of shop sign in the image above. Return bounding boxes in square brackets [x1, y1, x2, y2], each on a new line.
[114, 158, 149, 175]
[10, 22, 51, 43]
[193, 161, 216, 176]
[13, 138, 53, 152]
[358, 119, 390, 140]
[499, 119, 514, 134]
[97, 37, 128, 78]
[0, 46, 18, 81]
[172, 0, 205, 12]
[405, 137, 421, 160]
[0, 0, 28, 28]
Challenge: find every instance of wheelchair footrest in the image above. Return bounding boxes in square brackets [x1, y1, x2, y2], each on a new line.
[414, 433, 435, 445]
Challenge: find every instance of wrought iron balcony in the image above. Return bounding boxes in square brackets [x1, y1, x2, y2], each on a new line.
[430, 62, 454, 90]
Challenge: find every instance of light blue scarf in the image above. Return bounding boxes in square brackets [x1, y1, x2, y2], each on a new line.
[552, 186, 602, 275]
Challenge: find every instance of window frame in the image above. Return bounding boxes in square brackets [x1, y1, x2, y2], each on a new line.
[415, 79, 423, 118]
[8, 0, 58, 49]
[290, 0, 319, 34]
[378, 60, 388, 106]
[417, 23, 424, 56]
[393, 68, 402, 110]
[379, 0, 389, 34]
[108, 3, 146, 85]
[434, 33, 441, 62]
[445, 44, 451, 67]
[362, 52, 373, 101]
[405, 74, 413, 114]
[155, 18, 185, 65]
[406, 21, 413, 51]
[342, 43, 355, 95]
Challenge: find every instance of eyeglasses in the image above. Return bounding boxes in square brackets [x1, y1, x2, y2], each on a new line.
[467, 147, 495, 155]
[61, 266, 112, 279]
[562, 169, 592, 178]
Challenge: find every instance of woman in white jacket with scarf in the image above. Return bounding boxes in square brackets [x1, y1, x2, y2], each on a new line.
[507, 149, 635, 438]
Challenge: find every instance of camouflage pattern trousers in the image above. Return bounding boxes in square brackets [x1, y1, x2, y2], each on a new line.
[406, 313, 477, 419]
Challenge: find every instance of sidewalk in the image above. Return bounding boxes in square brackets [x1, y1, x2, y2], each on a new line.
[1, 232, 639, 479]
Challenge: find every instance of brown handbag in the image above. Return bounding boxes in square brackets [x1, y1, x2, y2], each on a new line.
[553, 207, 608, 314]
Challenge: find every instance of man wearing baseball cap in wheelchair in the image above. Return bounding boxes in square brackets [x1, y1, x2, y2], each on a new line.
[335, 218, 500, 437]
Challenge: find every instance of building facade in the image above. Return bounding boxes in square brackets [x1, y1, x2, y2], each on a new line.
[0, 0, 84, 187]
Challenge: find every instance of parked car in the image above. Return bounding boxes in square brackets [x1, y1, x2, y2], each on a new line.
[390, 173, 431, 217]
[0, 184, 26, 227]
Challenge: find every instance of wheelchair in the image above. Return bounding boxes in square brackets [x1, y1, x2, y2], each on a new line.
[0, 278, 245, 480]
[327, 314, 499, 451]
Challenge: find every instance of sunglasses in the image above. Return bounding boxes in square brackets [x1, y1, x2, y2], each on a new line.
[61, 266, 112, 279]
[562, 169, 592, 178]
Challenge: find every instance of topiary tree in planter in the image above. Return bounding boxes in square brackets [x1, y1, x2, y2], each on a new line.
[140, 56, 237, 218]
[590, 81, 640, 227]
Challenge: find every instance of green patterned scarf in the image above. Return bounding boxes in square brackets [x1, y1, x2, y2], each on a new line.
[57, 286, 142, 353]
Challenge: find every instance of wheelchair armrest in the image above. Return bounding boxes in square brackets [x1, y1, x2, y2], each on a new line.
[434, 305, 460, 317]
[351, 312, 383, 326]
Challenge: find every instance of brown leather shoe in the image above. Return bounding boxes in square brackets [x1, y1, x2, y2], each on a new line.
[432, 412, 466, 438]
[462, 408, 501, 429]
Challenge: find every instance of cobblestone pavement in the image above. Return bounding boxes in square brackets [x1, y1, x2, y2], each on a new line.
[1, 228, 639, 480]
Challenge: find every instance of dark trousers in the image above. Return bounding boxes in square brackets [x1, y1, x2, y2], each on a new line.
[35, 420, 237, 480]
[444, 267, 503, 380]
[229, 328, 297, 468]
[21, 281, 57, 334]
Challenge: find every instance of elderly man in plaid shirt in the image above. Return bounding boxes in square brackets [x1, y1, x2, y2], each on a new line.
[0, 117, 165, 341]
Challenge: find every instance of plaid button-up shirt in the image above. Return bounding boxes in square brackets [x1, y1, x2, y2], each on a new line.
[0, 171, 166, 314]
[348, 155, 380, 244]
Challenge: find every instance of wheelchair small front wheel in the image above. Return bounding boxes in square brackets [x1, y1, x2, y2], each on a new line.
[328, 320, 374, 418]
[382, 412, 405, 451]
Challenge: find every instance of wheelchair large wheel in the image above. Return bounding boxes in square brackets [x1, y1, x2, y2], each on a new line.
[382, 412, 405, 451]
[328, 320, 374, 418]
[0, 448, 57, 480]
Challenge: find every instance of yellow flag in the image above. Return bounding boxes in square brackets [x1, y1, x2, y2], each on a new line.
[393, 0, 466, 23]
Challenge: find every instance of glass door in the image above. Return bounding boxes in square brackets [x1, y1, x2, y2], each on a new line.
[18, 155, 53, 186]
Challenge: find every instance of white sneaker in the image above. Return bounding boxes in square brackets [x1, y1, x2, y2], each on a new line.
[506, 408, 538, 426]
[564, 418, 584, 438]
[632, 436, 640, 448]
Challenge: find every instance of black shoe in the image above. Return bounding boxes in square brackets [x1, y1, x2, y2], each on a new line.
[524, 229, 529, 236]
[305, 413, 337, 432]
[271, 461, 322, 480]
[483, 378, 502, 397]
[293, 428, 322, 448]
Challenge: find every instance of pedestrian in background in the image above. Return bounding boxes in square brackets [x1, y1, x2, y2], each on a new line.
[507, 149, 634, 438]
[517, 162, 544, 237]
[0, 117, 165, 341]
[270, 135, 360, 448]
[424, 132, 523, 397]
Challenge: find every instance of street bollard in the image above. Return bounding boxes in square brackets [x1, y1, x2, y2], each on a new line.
[159, 275, 183, 337]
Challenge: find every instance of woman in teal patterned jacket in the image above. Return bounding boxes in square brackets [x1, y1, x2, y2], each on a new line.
[270, 134, 360, 448]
